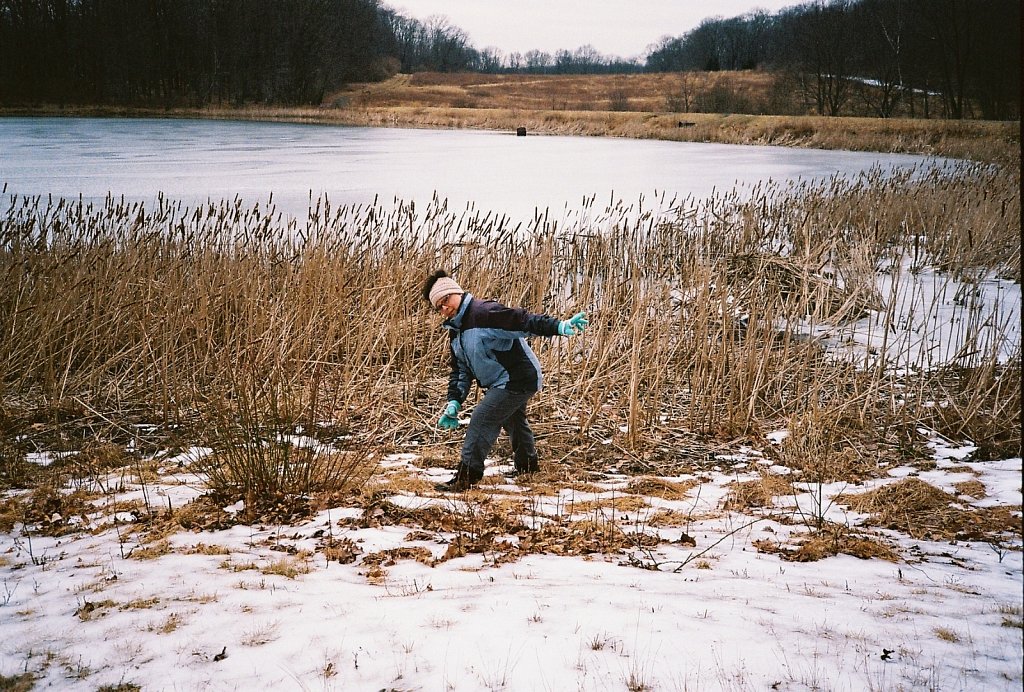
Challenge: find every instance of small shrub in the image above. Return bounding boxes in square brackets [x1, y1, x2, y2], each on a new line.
[157, 613, 183, 634]
[953, 479, 987, 499]
[322, 538, 361, 564]
[753, 523, 900, 562]
[120, 597, 160, 610]
[0, 446, 38, 490]
[625, 477, 695, 499]
[608, 90, 631, 111]
[725, 473, 795, 509]
[131, 540, 171, 560]
[999, 604, 1023, 629]
[926, 363, 1021, 461]
[843, 477, 1020, 542]
[75, 599, 117, 621]
[261, 556, 312, 579]
[0, 673, 36, 692]
[198, 383, 375, 521]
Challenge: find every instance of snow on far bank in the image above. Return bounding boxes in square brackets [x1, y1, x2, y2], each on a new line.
[806, 260, 1020, 372]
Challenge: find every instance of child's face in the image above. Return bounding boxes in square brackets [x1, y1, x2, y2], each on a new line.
[435, 293, 460, 319]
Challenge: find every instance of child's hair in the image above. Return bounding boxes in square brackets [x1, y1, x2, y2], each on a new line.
[421, 269, 450, 304]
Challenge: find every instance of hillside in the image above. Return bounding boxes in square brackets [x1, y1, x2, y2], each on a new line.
[329, 71, 777, 114]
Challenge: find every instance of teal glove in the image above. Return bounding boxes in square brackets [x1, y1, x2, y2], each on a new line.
[438, 400, 461, 429]
[558, 311, 589, 336]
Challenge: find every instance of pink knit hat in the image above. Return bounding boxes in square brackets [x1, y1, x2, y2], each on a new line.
[429, 277, 463, 308]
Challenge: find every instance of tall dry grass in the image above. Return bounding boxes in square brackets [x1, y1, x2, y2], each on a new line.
[206, 107, 1020, 163]
[0, 157, 1019, 479]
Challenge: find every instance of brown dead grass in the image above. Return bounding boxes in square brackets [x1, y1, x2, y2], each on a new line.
[121, 597, 161, 610]
[261, 555, 313, 579]
[4, 486, 104, 537]
[842, 477, 1021, 541]
[66, 442, 131, 476]
[953, 479, 988, 499]
[646, 508, 693, 527]
[75, 599, 117, 620]
[0, 500, 18, 533]
[363, 545, 436, 566]
[566, 481, 610, 494]
[725, 473, 796, 510]
[753, 523, 900, 562]
[347, 494, 662, 582]
[131, 540, 172, 560]
[0, 673, 35, 692]
[322, 537, 362, 564]
[145, 496, 240, 539]
[324, 71, 1019, 162]
[184, 543, 232, 555]
[366, 469, 438, 496]
[335, 71, 771, 114]
[151, 614, 184, 634]
[570, 494, 649, 516]
[625, 477, 696, 500]
[349, 496, 472, 532]
[517, 519, 658, 556]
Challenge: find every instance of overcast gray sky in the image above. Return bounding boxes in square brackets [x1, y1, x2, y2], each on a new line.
[386, 1, 801, 59]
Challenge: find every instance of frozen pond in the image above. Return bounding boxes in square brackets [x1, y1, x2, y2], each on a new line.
[0, 116, 947, 221]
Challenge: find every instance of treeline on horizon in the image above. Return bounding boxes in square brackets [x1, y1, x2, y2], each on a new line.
[0, 0, 1018, 119]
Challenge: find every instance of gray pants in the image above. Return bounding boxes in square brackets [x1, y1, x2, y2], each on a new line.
[460, 388, 537, 477]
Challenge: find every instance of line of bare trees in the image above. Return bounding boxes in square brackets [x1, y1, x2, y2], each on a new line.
[0, 0, 482, 106]
[1, 0, 1017, 118]
[492, 46, 642, 75]
[646, 0, 1019, 119]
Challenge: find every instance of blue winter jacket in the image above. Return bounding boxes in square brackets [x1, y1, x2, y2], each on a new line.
[443, 293, 561, 404]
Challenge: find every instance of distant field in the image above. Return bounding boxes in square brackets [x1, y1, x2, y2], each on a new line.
[329, 71, 776, 113]
[2, 71, 1019, 163]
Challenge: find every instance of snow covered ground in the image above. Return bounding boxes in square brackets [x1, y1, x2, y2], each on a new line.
[1, 434, 1020, 691]
[0, 214, 1019, 689]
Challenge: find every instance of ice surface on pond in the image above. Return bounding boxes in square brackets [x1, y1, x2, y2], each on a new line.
[0, 116, 949, 222]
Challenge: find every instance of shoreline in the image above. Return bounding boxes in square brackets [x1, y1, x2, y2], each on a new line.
[2, 104, 1018, 163]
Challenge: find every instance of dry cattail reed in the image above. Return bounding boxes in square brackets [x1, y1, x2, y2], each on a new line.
[0, 156, 1018, 486]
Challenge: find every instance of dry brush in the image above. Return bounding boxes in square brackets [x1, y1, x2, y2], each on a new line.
[0, 156, 1019, 503]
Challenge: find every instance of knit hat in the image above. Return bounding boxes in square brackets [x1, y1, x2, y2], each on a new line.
[429, 277, 463, 308]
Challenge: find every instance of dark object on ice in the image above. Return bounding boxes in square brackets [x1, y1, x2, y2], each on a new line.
[516, 126, 527, 136]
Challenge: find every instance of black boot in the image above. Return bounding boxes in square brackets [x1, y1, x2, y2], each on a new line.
[435, 466, 483, 492]
[508, 455, 539, 479]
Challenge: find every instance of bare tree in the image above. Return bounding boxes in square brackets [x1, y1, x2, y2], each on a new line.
[477, 47, 503, 73]
[852, 0, 909, 117]
[523, 50, 553, 74]
[778, 0, 854, 116]
[912, 0, 974, 118]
